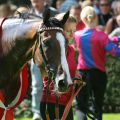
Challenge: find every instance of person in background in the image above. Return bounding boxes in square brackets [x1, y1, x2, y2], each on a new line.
[30, 0, 58, 18]
[59, 0, 78, 13]
[0, 3, 16, 17]
[74, 6, 120, 120]
[30, 59, 42, 120]
[14, 6, 29, 15]
[97, 0, 112, 31]
[40, 14, 77, 120]
[70, 4, 85, 31]
[93, 0, 100, 15]
[109, 27, 120, 38]
[45, 0, 52, 6]
[81, 0, 93, 9]
[29, 0, 44, 120]
[51, 0, 63, 12]
[29, 0, 58, 119]
[105, 1, 120, 34]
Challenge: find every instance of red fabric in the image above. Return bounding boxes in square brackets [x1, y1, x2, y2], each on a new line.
[0, 65, 28, 120]
[10, 65, 28, 109]
[41, 45, 77, 105]
[0, 90, 14, 120]
[0, 91, 12, 120]
[76, 21, 85, 31]
[41, 77, 73, 106]
[0, 108, 13, 120]
[66, 45, 77, 78]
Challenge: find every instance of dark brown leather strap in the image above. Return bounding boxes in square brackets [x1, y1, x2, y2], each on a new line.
[61, 81, 86, 120]
[45, 110, 50, 120]
[55, 94, 59, 120]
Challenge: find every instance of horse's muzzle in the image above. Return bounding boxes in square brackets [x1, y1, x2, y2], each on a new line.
[55, 72, 70, 93]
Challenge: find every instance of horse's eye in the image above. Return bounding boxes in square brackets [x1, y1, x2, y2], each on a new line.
[42, 39, 52, 48]
[42, 32, 53, 46]
[43, 39, 49, 46]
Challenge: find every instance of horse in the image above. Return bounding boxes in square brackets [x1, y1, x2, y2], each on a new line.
[0, 10, 73, 118]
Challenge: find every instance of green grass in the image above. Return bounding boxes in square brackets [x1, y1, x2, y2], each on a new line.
[15, 118, 32, 120]
[103, 113, 120, 120]
[15, 113, 120, 120]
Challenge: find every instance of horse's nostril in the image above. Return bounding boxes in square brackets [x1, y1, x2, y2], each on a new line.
[58, 80, 69, 93]
[58, 80, 66, 88]
[55, 72, 69, 93]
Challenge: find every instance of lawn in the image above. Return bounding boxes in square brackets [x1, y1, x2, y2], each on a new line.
[102, 113, 120, 120]
[15, 113, 120, 120]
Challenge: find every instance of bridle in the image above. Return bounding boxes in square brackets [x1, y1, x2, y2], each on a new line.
[34, 25, 63, 81]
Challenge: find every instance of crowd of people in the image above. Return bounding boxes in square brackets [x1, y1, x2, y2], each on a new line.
[0, 0, 120, 120]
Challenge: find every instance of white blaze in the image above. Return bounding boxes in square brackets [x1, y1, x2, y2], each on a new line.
[56, 32, 73, 85]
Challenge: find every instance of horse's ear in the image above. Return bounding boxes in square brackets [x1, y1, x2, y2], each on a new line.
[60, 11, 69, 25]
[43, 8, 50, 24]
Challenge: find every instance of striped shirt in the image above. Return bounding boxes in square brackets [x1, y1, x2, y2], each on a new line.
[74, 28, 120, 72]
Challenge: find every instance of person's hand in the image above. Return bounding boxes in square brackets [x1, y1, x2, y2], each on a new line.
[73, 70, 86, 91]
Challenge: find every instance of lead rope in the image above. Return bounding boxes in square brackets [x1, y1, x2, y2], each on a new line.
[55, 91, 59, 120]
[45, 71, 57, 120]
[61, 80, 86, 120]
[45, 80, 50, 120]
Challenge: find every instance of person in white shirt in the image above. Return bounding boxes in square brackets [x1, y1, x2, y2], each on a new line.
[30, 0, 58, 120]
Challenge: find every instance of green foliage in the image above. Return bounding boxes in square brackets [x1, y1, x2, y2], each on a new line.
[15, 118, 32, 120]
[103, 113, 120, 120]
[105, 55, 120, 107]
[14, 99, 32, 118]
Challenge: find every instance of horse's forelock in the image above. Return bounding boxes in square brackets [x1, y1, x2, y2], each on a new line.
[44, 18, 63, 28]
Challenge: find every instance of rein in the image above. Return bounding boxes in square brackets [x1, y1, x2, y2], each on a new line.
[61, 80, 86, 120]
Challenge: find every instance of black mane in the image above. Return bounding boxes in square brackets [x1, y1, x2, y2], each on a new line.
[43, 17, 63, 28]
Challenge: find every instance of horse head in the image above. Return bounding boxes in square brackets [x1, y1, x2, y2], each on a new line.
[34, 10, 73, 92]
